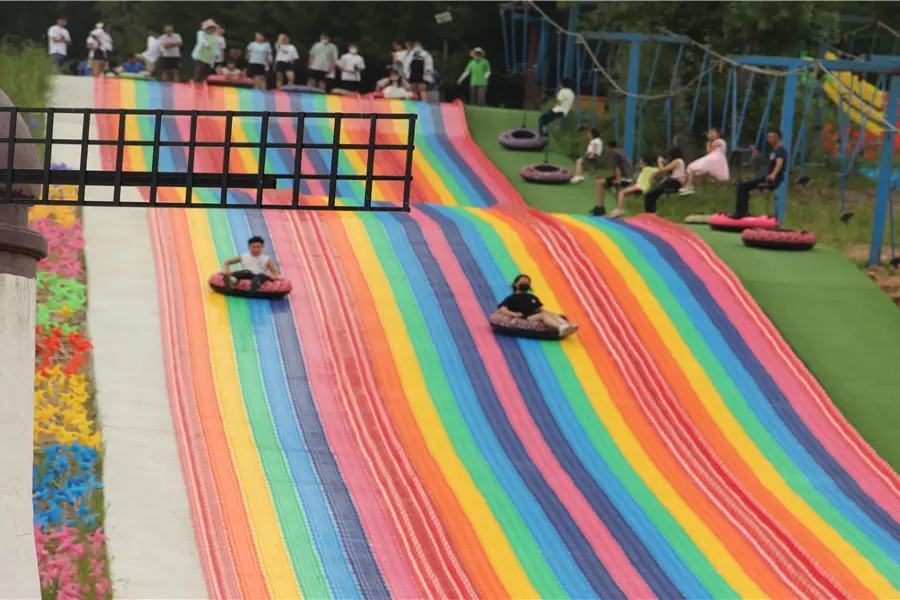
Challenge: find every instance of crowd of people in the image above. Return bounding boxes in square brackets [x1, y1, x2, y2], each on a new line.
[47, 16, 493, 104]
[535, 80, 787, 219]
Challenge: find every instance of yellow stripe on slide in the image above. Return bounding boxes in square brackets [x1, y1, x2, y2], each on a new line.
[384, 98, 456, 205]
[324, 95, 389, 202]
[562, 215, 899, 598]
[472, 209, 764, 598]
[185, 206, 302, 598]
[340, 213, 537, 599]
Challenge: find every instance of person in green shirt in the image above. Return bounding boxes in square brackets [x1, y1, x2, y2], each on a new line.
[457, 47, 491, 105]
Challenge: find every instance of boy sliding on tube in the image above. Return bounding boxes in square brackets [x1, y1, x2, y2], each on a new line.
[222, 236, 281, 293]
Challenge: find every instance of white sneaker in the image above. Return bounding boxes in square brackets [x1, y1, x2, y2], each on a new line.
[678, 186, 695, 195]
[569, 175, 584, 184]
[609, 208, 624, 219]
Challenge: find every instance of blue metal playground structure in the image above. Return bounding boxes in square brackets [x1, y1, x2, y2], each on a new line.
[499, 2, 900, 267]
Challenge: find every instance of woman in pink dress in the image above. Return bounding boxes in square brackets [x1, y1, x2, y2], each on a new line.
[679, 127, 730, 195]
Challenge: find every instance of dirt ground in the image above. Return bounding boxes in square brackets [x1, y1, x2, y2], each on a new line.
[843, 245, 900, 307]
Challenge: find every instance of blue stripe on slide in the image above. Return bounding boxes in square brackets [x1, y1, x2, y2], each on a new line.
[238, 199, 390, 599]
[418, 205, 716, 597]
[375, 212, 593, 598]
[395, 211, 625, 598]
[415, 204, 695, 598]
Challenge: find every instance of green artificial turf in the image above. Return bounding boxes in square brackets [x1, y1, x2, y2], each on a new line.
[465, 106, 602, 214]
[466, 103, 900, 472]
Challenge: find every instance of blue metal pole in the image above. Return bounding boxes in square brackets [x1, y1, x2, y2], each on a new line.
[664, 44, 685, 144]
[522, 9, 529, 74]
[591, 41, 602, 127]
[500, 9, 510, 73]
[869, 74, 900, 266]
[690, 52, 709, 131]
[556, 32, 562, 90]
[775, 70, 799, 223]
[624, 41, 641, 162]
[721, 69, 733, 133]
[563, 5, 579, 80]
[735, 71, 756, 148]
[537, 22, 549, 88]
[576, 42, 582, 125]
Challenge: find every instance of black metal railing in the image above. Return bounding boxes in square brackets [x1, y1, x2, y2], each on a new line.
[0, 107, 416, 212]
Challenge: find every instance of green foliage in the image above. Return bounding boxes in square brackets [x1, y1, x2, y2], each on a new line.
[0, 41, 53, 108]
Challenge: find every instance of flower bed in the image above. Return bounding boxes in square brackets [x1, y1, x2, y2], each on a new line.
[31, 165, 112, 599]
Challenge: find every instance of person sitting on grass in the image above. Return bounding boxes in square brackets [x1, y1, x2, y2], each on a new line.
[730, 130, 787, 219]
[497, 274, 578, 337]
[642, 146, 687, 213]
[569, 127, 603, 184]
[589, 140, 633, 217]
[538, 78, 575, 137]
[678, 127, 730, 195]
[608, 156, 659, 219]
[222, 236, 281, 293]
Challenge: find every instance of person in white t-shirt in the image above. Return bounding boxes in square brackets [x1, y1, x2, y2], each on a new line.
[273, 34, 300, 88]
[222, 236, 281, 293]
[47, 17, 72, 73]
[87, 22, 111, 77]
[538, 78, 575, 137]
[214, 27, 227, 72]
[139, 29, 161, 75]
[158, 25, 183, 82]
[570, 127, 604, 184]
[246, 32, 273, 90]
[336, 44, 365, 93]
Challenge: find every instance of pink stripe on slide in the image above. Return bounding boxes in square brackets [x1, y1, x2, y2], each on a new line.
[630, 215, 900, 523]
[411, 209, 656, 599]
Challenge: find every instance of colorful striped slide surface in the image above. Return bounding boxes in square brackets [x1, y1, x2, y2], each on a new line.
[94, 78, 900, 599]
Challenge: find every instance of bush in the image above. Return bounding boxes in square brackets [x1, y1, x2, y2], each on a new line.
[0, 40, 54, 136]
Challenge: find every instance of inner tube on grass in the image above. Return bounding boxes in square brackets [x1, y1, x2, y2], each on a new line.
[499, 128, 549, 151]
[708, 213, 779, 232]
[683, 214, 713, 225]
[741, 228, 817, 251]
[488, 311, 575, 340]
[208, 272, 293, 299]
[520, 163, 572, 185]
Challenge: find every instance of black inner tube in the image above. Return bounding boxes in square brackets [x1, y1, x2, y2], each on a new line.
[511, 129, 537, 140]
[534, 164, 560, 173]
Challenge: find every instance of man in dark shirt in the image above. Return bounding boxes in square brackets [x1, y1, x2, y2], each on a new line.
[591, 140, 633, 217]
[731, 130, 788, 219]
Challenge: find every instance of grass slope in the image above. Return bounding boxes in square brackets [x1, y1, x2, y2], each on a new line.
[465, 104, 900, 472]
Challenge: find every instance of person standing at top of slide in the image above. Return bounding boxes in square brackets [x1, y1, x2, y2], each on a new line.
[139, 29, 161, 75]
[214, 26, 227, 73]
[307, 32, 338, 90]
[247, 32, 273, 90]
[457, 47, 491, 106]
[404, 40, 434, 98]
[86, 22, 112, 77]
[158, 25, 183, 82]
[336, 44, 366, 93]
[274, 34, 300, 88]
[47, 16, 71, 74]
[538, 79, 575, 137]
[190, 19, 219, 82]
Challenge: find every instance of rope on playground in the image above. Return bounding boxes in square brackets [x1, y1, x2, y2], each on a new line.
[525, 1, 725, 101]
[817, 63, 900, 134]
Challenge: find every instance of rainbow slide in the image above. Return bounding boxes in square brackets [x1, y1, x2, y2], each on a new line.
[93, 78, 900, 598]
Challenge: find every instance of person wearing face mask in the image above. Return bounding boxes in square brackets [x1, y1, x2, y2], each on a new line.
[497, 274, 578, 337]
[336, 44, 365, 93]
[307, 32, 338, 90]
